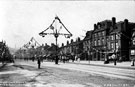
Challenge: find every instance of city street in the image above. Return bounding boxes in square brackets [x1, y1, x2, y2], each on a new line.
[0, 1, 135, 87]
[0, 60, 135, 87]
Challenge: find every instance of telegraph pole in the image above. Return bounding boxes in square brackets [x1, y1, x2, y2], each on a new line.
[39, 16, 72, 64]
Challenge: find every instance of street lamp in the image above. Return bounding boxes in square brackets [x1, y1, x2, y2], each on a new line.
[39, 16, 72, 64]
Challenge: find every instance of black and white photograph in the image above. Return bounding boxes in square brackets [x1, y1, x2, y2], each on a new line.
[0, 0, 135, 87]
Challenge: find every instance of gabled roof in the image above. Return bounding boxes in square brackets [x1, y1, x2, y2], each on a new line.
[83, 30, 93, 41]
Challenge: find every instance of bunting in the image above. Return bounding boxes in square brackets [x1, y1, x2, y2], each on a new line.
[50, 25, 54, 30]
[21, 37, 41, 49]
[60, 25, 62, 29]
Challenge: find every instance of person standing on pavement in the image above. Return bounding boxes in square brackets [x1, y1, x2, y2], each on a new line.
[37, 57, 41, 69]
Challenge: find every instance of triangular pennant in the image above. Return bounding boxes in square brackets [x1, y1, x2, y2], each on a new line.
[50, 25, 54, 30]
[35, 43, 36, 46]
[60, 26, 62, 29]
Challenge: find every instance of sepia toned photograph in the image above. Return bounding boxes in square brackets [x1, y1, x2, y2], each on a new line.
[0, 0, 135, 87]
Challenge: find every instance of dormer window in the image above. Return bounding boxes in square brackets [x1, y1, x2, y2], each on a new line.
[97, 23, 101, 29]
[98, 24, 101, 29]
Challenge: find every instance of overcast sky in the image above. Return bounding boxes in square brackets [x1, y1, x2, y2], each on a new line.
[0, 1, 135, 49]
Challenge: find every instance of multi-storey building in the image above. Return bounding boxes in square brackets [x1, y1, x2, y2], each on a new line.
[59, 37, 83, 60]
[83, 17, 135, 61]
[59, 17, 135, 61]
[83, 30, 93, 60]
[129, 25, 135, 61]
[91, 19, 112, 61]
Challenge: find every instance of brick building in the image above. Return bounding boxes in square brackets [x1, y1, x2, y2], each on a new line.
[83, 17, 135, 61]
[59, 17, 135, 61]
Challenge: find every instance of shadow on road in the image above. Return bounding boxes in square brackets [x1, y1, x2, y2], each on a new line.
[0, 63, 7, 71]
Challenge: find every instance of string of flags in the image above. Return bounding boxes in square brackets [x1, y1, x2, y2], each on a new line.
[39, 16, 72, 38]
[21, 37, 41, 49]
[87, 46, 118, 54]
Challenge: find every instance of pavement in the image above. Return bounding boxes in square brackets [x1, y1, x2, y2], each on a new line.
[14, 60, 135, 80]
[0, 60, 135, 87]
[1, 60, 135, 69]
[68, 60, 135, 69]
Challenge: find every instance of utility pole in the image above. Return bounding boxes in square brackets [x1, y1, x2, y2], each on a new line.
[114, 33, 117, 65]
[39, 16, 72, 64]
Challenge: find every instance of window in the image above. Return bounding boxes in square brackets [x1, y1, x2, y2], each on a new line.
[131, 50, 135, 55]
[98, 24, 101, 29]
[116, 42, 119, 49]
[111, 43, 114, 49]
[102, 31, 105, 36]
[98, 39, 101, 45]
[102, 38, 105, 45]
[132, 37, 135, 45]
[98, 32, 101, 37]
[116, 34, 119, 39]
[88, 40, 90, 45]
[110, 35, 114, 40]
[107, 42, 110, 49]
[94, 40, 97, 46]
[95, 33, 97, 38]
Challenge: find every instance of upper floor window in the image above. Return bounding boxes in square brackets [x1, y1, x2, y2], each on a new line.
[88, 40, 91, 45]
[98, 32, 101, 37]
[102, 38, 105, 45]
[132, 37, 135, 45]
[116, 42, 119, 49]
[110, 35, 114, 40]
[116, 34, 119, 39]
[132, 31, 135, 45]
[107, 42, 110, 49]
[95, 33, 97, 38]
[98, 39, 101, 45]
[111, 43, 114, 49]
[94, 40, 97, 46]
[102, 31, 105, 36]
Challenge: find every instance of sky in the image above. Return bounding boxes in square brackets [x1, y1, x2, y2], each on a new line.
[0, 1, 135, 49]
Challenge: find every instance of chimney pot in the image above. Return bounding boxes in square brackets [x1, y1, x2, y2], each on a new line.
[112, 17, 116, 26]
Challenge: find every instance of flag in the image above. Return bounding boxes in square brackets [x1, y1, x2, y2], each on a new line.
[35, 43, 36, 46]
[132, 32, 135, 37]
[60, 26, 62, 29]
[50, 25, 54, 30]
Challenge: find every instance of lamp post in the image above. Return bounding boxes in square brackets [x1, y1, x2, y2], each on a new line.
[39, 16, 72, 64]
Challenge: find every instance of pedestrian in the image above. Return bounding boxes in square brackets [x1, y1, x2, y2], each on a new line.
[37, 57, 41, 69]
[112, 54, 116, 65]
[131, 59, 135, 66]
[75, 55, 77, 61]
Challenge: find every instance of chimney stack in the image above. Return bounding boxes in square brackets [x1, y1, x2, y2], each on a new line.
[124, 19, 128, 32]
[67, 41, 69, 45]
[94, 24, 97, 30]
[112, 17, 116, 27]
[61, 43, 64, 47]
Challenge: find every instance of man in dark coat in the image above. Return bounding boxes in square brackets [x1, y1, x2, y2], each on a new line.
[37, 57, 41, 69]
